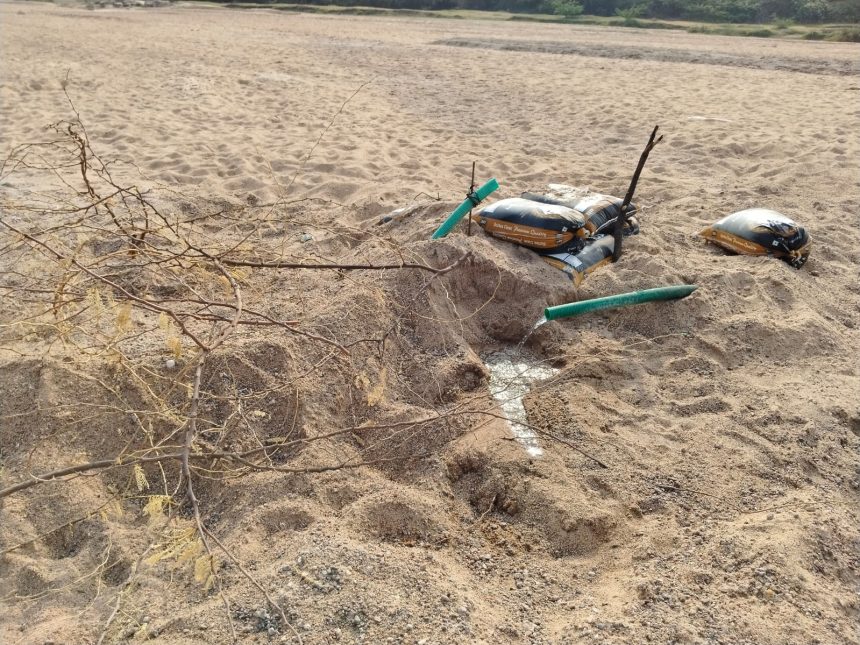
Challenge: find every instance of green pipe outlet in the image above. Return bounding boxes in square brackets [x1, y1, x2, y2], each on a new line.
[431, 178, 500, 239]
[544, 284, 698, 321]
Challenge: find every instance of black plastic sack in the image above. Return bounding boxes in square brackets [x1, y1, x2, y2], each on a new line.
[521, 191, 639, 236]
[472, 197, 588, 254]
[699, 208, 810, 268]
[541, 235, 615, 287]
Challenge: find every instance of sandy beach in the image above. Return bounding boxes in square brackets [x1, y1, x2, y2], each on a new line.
[1, 2, 859, 644]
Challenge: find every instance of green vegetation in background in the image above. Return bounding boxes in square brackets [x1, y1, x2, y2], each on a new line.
[216, 1, 860, 40]
[211, 0, 860, 24]
[549, 0, 584, 18]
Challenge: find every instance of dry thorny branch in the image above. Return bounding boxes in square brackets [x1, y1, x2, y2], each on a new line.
[0, 91, 602, 642]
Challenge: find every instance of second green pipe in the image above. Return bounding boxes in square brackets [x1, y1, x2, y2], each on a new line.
[431, 178, 499, 239]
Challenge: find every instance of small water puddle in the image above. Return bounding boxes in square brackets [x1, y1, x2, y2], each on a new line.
[483, 347, 558, 458]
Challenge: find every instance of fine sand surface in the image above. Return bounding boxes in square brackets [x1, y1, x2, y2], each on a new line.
[1, 2, 859, 644]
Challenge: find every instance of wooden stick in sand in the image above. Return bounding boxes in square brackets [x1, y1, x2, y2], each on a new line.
[613, 125, 663, 262]
[467, 160, 476, 237]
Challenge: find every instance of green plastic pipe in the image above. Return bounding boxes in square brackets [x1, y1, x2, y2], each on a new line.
[431, 178, 500, 239]
[544, 285, 698, 321]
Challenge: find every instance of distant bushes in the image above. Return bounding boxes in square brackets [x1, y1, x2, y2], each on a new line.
[222, 0, 860, 23]
[831, 26, 860, 39]
[549, 0, 584, 19]
[642, 0, 859, 23]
